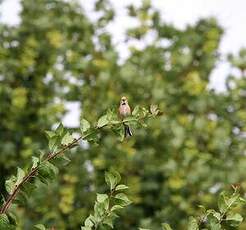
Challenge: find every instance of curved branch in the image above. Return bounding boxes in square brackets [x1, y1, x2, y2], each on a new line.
[0, 127, 100, 214]
[0, 136, 81, 214]
[0, 115, 153, 214]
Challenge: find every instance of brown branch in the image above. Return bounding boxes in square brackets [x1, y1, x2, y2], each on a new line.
[0, 136, 82, 214]
[0, 115, 152, 214]
[0, 168, 38, 214]
[0, 128, 98, 214]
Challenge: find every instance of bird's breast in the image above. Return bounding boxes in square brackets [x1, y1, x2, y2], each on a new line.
[120, 105, 131, 117]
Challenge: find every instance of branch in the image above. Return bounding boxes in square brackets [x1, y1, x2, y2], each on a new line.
[81, 170, 131, 229]
[0, 136, 81, 214]
[0, 112, 154, 214]
[0, 124, 105, 214]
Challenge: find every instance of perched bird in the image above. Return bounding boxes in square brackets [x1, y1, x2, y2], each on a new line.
[118, 96, 133, 137]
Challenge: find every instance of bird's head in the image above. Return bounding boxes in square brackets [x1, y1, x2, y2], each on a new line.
[120, 96, 128, 105]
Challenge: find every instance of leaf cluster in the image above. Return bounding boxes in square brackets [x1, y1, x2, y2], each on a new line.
[0, 106, 155, 228]
[81, 170, 131, 230]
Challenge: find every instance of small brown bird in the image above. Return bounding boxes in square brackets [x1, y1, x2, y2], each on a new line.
[118, 96, 133, 137]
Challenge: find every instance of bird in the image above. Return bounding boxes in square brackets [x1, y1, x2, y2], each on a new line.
[118, 96, 133, 137]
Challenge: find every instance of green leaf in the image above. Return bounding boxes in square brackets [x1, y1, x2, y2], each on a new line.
[187, 216, 199, 230]
[227, 194, 240, 209]
[55, 123, 64, 136]
[39, 161, 58, 181]
[22, 181, 37, 196]
[45, 130, 56, 138]
[7, 212, 17, 226]
[106, 110, 119, 124]
[206, 209, 221, 220]
[0, 214, 15, 230]
[97, 115, 109, 128]
[36, 174, 49, 185]
[48, 135, 60, 152]
[86, 131, 99, 143]
[38, 150, 46, 161]
[207, 212, 221, 230]
[119, 125, 125, 142]
[61, 132, 74, 145]
[111, 205, 123, 211]
[32, 156, 39, 168]
[162, 223, 173, 230]
[94, 201, 106, 219]
[5, 176, 16, 194]
[226, 213, 243, 226]
[197, 205, 206, 212]
[16, 167, 25, 185]
[218, 192, 227, 213]
[0, 214, 9, 227]
[140, 107, 148, 117]
[34, 224, 46, 230]
[81, 227, 92, 230]
[218, 192, 240, 213]
[96, 193, 108, 203]
[114, 193, 131, 205]
[208, 219, 221, 230]
[81, 118, 91, 133]
[239, 197, 246, 203]
[84, 215, 94, 227]
[15, 190, 28, 206]
[122, 117, 137, 123]
[52, 155, 71, 167]
[105, 170, 121, 190]
[115, 184, 128, 191]
[103, 215, 114, 228]
[132, 105, 140, 116]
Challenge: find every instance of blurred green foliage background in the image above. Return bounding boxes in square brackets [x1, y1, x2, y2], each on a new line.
[0, 0, 245, 229]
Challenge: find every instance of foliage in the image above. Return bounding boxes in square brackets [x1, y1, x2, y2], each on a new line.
[81, 170, 131, 230]
[0, 107, 154, 228]
[138, 187, 246, 230]
[0, 0, 245, 229]
[186, 187, 245, 230]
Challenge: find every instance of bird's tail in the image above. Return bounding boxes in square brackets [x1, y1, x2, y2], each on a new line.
[124, 124, 133, 137]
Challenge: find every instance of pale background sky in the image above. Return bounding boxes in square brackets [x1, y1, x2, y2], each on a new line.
[1, 0, 246, 126]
